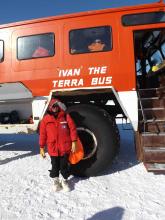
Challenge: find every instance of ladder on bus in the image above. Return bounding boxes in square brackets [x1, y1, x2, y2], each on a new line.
[138, 84, 165, 173]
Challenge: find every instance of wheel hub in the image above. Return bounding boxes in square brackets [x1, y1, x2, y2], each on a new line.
[77, 127, 97, 160]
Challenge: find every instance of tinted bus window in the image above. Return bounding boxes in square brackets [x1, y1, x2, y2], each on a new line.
[0, 40, 4, 62]
[17, 33, 55, 60]
[122, 12, 165, 26]
[161, 42, 165, 57]
[69, 26, 112, 54]
[151, 50, 163, 66]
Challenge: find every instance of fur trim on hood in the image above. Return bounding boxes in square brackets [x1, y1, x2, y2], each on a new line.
[48, 98, 67, 112]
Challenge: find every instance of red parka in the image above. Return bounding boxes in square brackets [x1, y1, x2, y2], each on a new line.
[39, 99, 77, 156]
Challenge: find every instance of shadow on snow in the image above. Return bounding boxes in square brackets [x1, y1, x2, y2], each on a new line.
[101, 123, 139, 176]
[86, 206, 125, 220]
[0, 134, 39, 165]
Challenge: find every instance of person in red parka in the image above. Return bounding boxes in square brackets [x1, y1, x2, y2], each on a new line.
[32, 46, 49, 58]
[39, 98, 78, 192]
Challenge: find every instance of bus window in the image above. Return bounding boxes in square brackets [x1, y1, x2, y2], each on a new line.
[146, 60, 151, 73]
[17, 33, 55, 60]
[0, 40, 4, 62]
[161, 42, 165, 57]
[150, 50, 163, 66]
[136, 59, 142, 76]
[69, 26, 112, 54]
[144, 30, 160, 49]
[136, 59, 150, 75]
[122, 11, 165, 26]
[138, 59, 151, 74]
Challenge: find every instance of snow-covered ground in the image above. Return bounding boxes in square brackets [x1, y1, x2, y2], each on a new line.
[0, 124, 165, 220]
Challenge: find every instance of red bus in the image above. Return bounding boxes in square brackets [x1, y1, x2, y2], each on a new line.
[0, 1, 164, 176]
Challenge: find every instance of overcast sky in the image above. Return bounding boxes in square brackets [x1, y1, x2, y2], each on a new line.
[0, 0, 161, 24]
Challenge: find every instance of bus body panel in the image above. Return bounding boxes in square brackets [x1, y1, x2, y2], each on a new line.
[0, 3, 164, 97]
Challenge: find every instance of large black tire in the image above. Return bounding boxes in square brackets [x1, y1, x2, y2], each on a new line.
[67, 104, 120, 177]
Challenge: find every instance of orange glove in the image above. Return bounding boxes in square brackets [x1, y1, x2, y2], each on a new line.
[71, 141, 77, 153]
[40, 148, 46, 158]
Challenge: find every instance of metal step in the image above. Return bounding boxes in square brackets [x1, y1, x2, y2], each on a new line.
[138, 86, 165, 98]
[138, 88, 157, 98]
[138, 87, 165, 172]
[141, 132, 165, 147]
[140, 119, 165, 133]
[139, 108, 165, 121]
[135, 131, 165, 172]
[143, 147, 165, 163]
[139, 97, 165, 108]
[144, 163, 165, 173]
[145, 121, 165, 133]
[143, 119, 165, 123]
[141, 132, 165, 165]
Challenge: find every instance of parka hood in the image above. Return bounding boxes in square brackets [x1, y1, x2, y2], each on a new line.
[48, 98, 67, 113]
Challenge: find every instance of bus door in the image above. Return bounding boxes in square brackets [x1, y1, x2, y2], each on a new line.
[133, 28, 165, 89]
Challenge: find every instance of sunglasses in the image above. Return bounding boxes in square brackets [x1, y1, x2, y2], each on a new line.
[52, 104, 59, 108]
[95, 39, 101, 43]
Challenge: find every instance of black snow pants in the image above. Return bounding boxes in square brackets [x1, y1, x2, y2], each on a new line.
[49, 154, 70, 179]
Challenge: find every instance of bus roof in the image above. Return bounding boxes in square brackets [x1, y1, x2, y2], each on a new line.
[0, 1, 164, 29]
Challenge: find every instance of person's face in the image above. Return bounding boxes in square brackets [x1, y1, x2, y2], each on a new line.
[52, 104, 59, 114]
